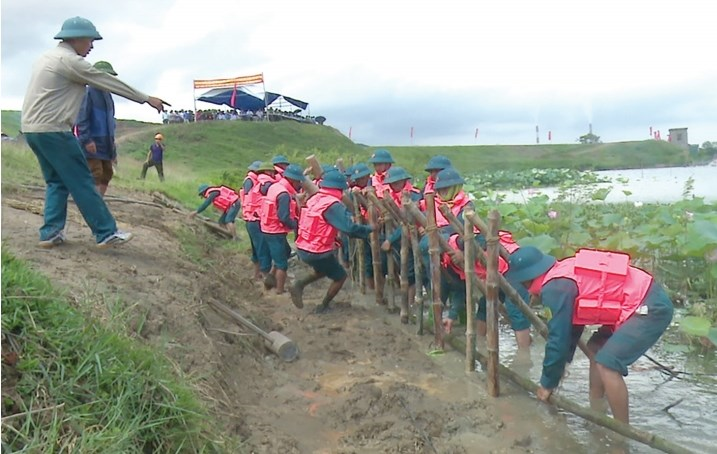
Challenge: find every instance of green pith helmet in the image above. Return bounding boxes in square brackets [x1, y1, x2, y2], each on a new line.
[369, 148, 394, 164]
[320, 169, 348, 190]
[271, 155, 290, 165]
[54, 16, 103, 40]
[197, 184, 210, 195]
[425, 155, 452, 171]
[282, 164, 305, 181]
[505, 246, 557, 283]
[434, 167, 465, 190]
[93, 61, 117, 75]
[256, 161, 275, 173]
[384, 166, 412, 184]
[248, 160, 262, 171]
[350, 163, 371, 181]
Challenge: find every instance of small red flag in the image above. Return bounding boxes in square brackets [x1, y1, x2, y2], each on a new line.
[474, 128, 479, 139]
[229, 83, 237, 107]
[548, 130, 552, 141]
[348, 126, 352, 139]
[410, 126, 414, 138]
[649, 126, 653, 137]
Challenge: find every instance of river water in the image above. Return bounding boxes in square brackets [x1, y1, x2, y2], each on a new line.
[497, 165, 717, 204]
[489, 323, 717, 454]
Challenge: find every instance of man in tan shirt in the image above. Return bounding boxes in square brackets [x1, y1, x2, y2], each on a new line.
[21, 16, 167, 249]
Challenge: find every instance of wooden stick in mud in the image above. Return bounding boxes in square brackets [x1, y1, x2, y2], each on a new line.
[352, 195, 367, 294]
[404, 197, 425, 335]
[381, 190, 397, 311]
[152, 193, 233, 239]
[437, 204, 594, 361]
[425, 193, 445, 349]
[442, 332, 693, 454]
[463, 212, 510, 262]
[400, 221, 411, 323]
[464, 210, 476, 373]
[485, 210, 501, 397]
[366, 188, 385, 306]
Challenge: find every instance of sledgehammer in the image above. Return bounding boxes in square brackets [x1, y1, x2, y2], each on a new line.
[207, 300, 299, 362]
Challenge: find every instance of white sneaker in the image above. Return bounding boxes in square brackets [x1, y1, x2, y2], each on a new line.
[38, 231, 66, 249]
[97, 230, 134, 249]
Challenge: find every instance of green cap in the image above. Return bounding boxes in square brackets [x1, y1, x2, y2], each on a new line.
[93, 61, 117, 75]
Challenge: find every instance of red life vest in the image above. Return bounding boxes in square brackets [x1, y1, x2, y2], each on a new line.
[295, 189, 342, 254]
[371, 172, 388, 198]
[243, 173, 274, 221]
[435, 191, 471, 228]
[273, 165, 285, 182]
[541, 249, 653, 327]
[260, 178, 298, 234]
[389, 182, 420, 207]
[441, 234, 510, 280]
[239, 172, 258, 209]
[203, 185, 239, 212]
[423, 176, 436, 195]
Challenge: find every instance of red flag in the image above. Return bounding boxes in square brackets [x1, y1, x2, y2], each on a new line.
[548, 130, 552, 141]
[229, 83, 237, 107]
[348, 126, 352, 139]
[474, 128, 479, 139]
[410, 126, 414, 138]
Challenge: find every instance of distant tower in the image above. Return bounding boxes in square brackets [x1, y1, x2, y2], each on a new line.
[536, 125, 540, 144]
[668, 127, 689, 150]
[589, 123, 593, 135]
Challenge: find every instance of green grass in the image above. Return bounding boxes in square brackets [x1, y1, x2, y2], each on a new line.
[1, 110, 22, 137]
[1, 250, 227, 453]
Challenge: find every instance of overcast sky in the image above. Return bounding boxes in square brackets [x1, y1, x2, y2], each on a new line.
[2, 0, 715, 146]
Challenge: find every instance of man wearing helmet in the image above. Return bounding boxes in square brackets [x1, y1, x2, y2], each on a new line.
[21, 16, 167, 248]
[189, 184, 241, 240]
[139, 133, 166, 181]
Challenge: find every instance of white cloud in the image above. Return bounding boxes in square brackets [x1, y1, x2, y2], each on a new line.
[2, 0, 715, 145]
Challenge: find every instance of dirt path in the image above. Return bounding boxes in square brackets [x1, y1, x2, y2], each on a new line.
[1, 185, 583, 453]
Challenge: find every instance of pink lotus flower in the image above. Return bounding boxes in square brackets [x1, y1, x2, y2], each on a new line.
[548, 210, 559, 219]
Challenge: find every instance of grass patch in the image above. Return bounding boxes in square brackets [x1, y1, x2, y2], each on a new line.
[0, 250, 228, 453]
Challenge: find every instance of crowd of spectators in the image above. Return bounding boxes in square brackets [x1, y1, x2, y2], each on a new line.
[160, 108, 325, 125]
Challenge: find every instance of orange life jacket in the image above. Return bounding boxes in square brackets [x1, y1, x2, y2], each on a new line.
[541, 249, 653, 327]
[260, 178, 298, 234]
[371, 172, 388, 198]
[295, 189, 342, 254]
[423, 176, 436, 195]
[435, 191, 471, 228]
[389, 182, 420, 208]
[243, 173, 274, 221]
[239, 171, 258, 210]
[273, 165, 285, 182]
[203, 185, 239, 212]
[441, 234, 510, 280]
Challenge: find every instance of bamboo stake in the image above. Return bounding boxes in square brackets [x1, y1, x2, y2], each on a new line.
[405, 198, 425, 335]
[464, 210, 476, 372]
[382, 190, 397, 311]
[400, 221, 411, 324]
[424, 193, 444, 349]
[463, 212, 510, 262]
[485, 210, 501, 397]
[442, 332, 694, 454]
[366, 187, 385, 306]
[352, 194, 367, 294]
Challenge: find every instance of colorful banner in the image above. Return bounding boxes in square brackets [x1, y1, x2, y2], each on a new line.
[193, 73, 264, 89]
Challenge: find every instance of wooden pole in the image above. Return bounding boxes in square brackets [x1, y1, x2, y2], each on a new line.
[424, 193, 444, 349]
[405, 196, 425, 335]
[352, 194, 366, 294]
[366, 187, 385, 306]
[442, 333, 694, 454]
[464, 210, 476, 372]
[381, 190, 397, 311]
[400, 221, 411, 324]
[485, 210, 501, 397]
